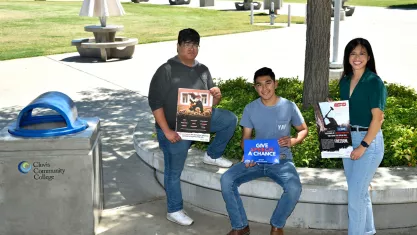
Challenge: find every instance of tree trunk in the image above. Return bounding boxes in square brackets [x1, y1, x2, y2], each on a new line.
[302, 0, 332, 110]
[313, 103, 326, 133]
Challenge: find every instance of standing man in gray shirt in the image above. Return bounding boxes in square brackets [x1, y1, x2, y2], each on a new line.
[148, 28, 237, 226]
[220, 67, 308, 235]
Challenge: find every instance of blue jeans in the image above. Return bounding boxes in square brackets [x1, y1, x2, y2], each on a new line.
[220, 160, 302, 230]
[343, 129, 384, 235]
[156, 108, 237, 213]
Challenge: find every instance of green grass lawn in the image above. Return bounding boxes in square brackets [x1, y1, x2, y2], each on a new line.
[0, 1, 304, 61]
[276, 0, 417, 8]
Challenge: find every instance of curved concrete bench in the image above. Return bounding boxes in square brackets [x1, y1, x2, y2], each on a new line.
[80, 38, 137, 49]
[235, 2, 262, 11]
[71, 37, 138, 61]
[169, 0, 190, 5]
[133, 115, 417, 230]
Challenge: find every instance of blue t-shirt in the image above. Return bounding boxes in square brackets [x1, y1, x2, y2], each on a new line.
[240, 97, 305, 159]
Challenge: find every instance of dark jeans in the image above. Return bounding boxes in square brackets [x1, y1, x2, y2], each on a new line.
[220, 160, 302, 230]
[156, 108, 237, 213]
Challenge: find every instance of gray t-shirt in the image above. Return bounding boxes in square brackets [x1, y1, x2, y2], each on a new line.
[240, 97, 305, 159]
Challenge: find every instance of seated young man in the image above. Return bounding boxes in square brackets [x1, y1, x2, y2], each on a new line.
[220, 67, 308, 235]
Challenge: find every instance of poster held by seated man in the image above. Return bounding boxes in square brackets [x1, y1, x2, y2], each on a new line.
[243, 139, 280, 164]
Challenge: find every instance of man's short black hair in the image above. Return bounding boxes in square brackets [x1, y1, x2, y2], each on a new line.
[254, 67, 275, 83]
[178, 28, 200, 45]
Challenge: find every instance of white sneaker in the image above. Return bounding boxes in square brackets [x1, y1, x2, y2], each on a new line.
[166, 210, 194, 226]
[203, 152, 233, 168]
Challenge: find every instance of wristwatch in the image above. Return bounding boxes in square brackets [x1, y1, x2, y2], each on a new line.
[360, 141, 369, 148]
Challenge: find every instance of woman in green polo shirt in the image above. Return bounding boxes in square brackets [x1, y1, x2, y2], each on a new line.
[339, 38, 387, 235]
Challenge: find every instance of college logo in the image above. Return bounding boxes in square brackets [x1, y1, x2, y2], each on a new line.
[18, 161, 32, 174]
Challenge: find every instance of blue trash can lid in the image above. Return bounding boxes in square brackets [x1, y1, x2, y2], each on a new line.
[8, 91, 88, 137]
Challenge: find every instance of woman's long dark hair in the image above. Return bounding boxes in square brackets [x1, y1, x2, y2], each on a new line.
[341, 38, 377, 79]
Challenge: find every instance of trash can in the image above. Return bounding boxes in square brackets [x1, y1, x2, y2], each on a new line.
[0, 91, 103, 235]
[264, 0, 282, 10]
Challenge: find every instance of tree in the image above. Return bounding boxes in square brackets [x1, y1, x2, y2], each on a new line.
[302, 0, 332, 110]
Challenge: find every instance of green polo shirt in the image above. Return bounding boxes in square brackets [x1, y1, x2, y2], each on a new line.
[339, 68, 387, 127]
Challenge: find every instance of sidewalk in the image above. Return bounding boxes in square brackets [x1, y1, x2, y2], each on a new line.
[1, 4, 416, 101]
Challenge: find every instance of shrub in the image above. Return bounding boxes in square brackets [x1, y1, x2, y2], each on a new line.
[192, 77, 417, 168]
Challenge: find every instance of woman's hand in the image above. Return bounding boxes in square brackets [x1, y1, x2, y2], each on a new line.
[350, 146, 366, 160]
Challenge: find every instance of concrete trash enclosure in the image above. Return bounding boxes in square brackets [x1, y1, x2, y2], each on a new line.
[0, 91, 103, 235]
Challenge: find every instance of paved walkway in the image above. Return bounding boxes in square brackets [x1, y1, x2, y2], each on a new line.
[1, 3, 417, 235]
[136, 1, 417, 92]
[1, 3, 416, 101]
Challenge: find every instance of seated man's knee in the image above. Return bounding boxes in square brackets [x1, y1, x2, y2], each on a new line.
[226, 110, 238, 127]
[287, 179, 302, 198]
[220, 173, 234, 192]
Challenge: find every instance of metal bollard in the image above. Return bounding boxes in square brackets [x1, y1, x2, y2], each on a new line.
[332, 0, 342, 63]
[250, 3, 254, 25]
[270, 2, 276, 25]
[288, 5, 291, 27]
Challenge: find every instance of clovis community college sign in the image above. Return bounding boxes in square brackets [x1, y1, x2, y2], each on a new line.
[18, 161, 65, 181]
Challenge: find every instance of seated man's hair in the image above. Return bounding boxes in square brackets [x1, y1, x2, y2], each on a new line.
[254, 67, 275, 83]
[178, 28, 200, 45]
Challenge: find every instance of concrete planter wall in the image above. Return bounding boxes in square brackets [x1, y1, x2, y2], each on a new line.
[134, 116, 417, 229]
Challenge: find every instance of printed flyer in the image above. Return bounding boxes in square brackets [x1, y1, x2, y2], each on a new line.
[315, 100, 353, 158]
[243, 139, 280, 164]
[175, 88, 213, 142]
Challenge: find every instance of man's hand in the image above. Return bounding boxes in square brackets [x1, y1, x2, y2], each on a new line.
[245, 161, 257, 168]
[350, 146, 366, 160]
[164, 129, 182, 143]
[241, 156, 257, 168]
[209, 87, 222, 100]
[278, 136, 292, 147]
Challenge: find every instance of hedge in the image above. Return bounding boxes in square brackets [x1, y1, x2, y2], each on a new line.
[192, 77, 417, 168]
